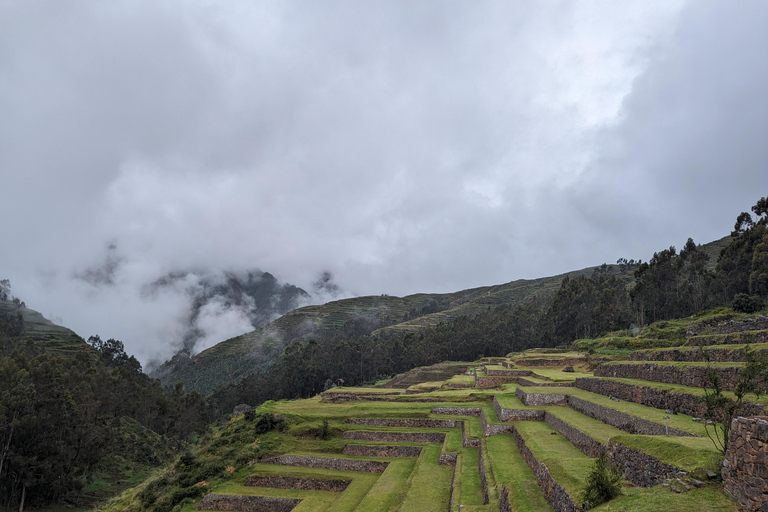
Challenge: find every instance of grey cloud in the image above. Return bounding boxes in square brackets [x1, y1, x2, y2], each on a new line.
[4, 1, 766, 363]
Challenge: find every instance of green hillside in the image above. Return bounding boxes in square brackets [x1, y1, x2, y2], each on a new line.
[158, 236, 732, 395]
[0, 299, 93, 358]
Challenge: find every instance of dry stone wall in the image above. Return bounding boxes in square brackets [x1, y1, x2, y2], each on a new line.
[515, 387, 568, 406]
[244, 476, 350, 492]
[345, 418, 459, 428]
[343, 431, 445, 443]
[197, 494, 301, 512]
[510, 425, 581, 512]
[630, 347, 768, 363]
[575, 377, 765, 417]
[544, 412, 606, 458]
[493, 396, 545, 421]
[478, 443, 490, 504]
[483, 367, 533, 377]
[431, 407, 481, 416]
[595, 362, 742, 391]
[518, 378, 573, 387]
[516, 357, 587, 367]
[439, 453, 458, 466]
[475, 375, 519, 387]
[568, 396, 693, 437]
[498, 485, 512, 512]
[687, 331, 768, 346]
[722, 416, 768, 511]
[608, 440, 686, 487]
[263, 455, 389, 473]
[342, 445, 423, 457]
[685, 316, 768, 337]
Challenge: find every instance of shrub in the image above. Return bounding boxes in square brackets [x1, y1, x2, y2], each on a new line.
[732, 293, 764, 313]
[253, 413, 287, 434]
[320, 418, 331, 440]
[580, 451, 621, 509]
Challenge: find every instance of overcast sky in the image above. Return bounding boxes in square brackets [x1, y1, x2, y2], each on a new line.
[2, 1, 767, 364]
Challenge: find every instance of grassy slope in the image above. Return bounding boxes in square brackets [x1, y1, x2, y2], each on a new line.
[0, 300, 92, 358]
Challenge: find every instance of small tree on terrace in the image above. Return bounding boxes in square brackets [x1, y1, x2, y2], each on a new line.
[701, 347, 768, 455]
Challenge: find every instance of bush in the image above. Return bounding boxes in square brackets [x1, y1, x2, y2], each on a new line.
[253, 413, 287, 435]
[580, 451, 621, 509]
[732, 293, 764, 313]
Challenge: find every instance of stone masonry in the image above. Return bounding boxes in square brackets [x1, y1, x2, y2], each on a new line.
[575, 377, 765, 417]
[722, 416, 768, 511]
[244, 475, 350, 492]
[197, 495, 301, 512]
[608, 440, 686, 488]
[342, 431, 445, 443]
[263, 455, 389, 473]
[342, 445, 423, 457]
[595, 362, 743, 391]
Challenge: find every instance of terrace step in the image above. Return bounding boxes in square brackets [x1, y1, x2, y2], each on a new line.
[630, 342, 768, 362]
[595, 361, 745, 391]
[510, 421, 592, 511]
[575, 376, 766, 419]
[685, 328, 768, 346]
[499, 387, 703, 437]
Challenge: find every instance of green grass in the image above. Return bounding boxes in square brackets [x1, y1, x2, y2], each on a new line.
[457, 447, 484, 506]
[498, 388, 711, 437]
[394, 444, 454, 512]
[611, 435, 721, 473]
[513, 421, 594, 497]
[592, 483, 739, 511]
[596, 376, 768, 406]
[486, 435, 552, 512]
[354, 458, 416, 512]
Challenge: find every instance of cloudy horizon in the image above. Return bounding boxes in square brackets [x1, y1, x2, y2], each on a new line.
[2, 1, 767, 364]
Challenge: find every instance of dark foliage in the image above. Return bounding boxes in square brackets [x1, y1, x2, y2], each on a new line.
[0, 339, 208, 510]
[580, 451, 622, 509]
[732, 293, 765, 313]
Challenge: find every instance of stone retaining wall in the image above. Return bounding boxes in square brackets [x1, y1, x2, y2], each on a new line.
[263, 455, 389, 473]
[722, 416, 768, 511]
[516, 358, 587, 367]
[685, 316, 768, 337]
[515, 387, 568, 406]
[498, 485, 512, 512]
[518, 378, 573, 387]
[568, 396, 693, 437]
[476, 376, 519, 388]
[345, 418, 459, 428]
[439, 453, 458, 466]
[342, 445, 423, 457]
[493, 396, 545, 421]
[448, 458, 457, 512]
[595, 362, 742, 391]
[629, 347, 767, 363]
[575, 377, 765, 417]
[484, 367, 532, 377]
[244, 475, 350, 492]
[712, 317, 768, 335]
[431, 407, 481, 416]
[462, 421, 481, 448]
[686, 331, 768, 346]
[510, 426, 580, 512]
[479, 443, 490, 505]
[197, 495, 300, 512]
[544, 412, 605, 458]
[342, 431, 445, 443]
[479, 408, 516, 436]
[608, 440, 686, 488]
